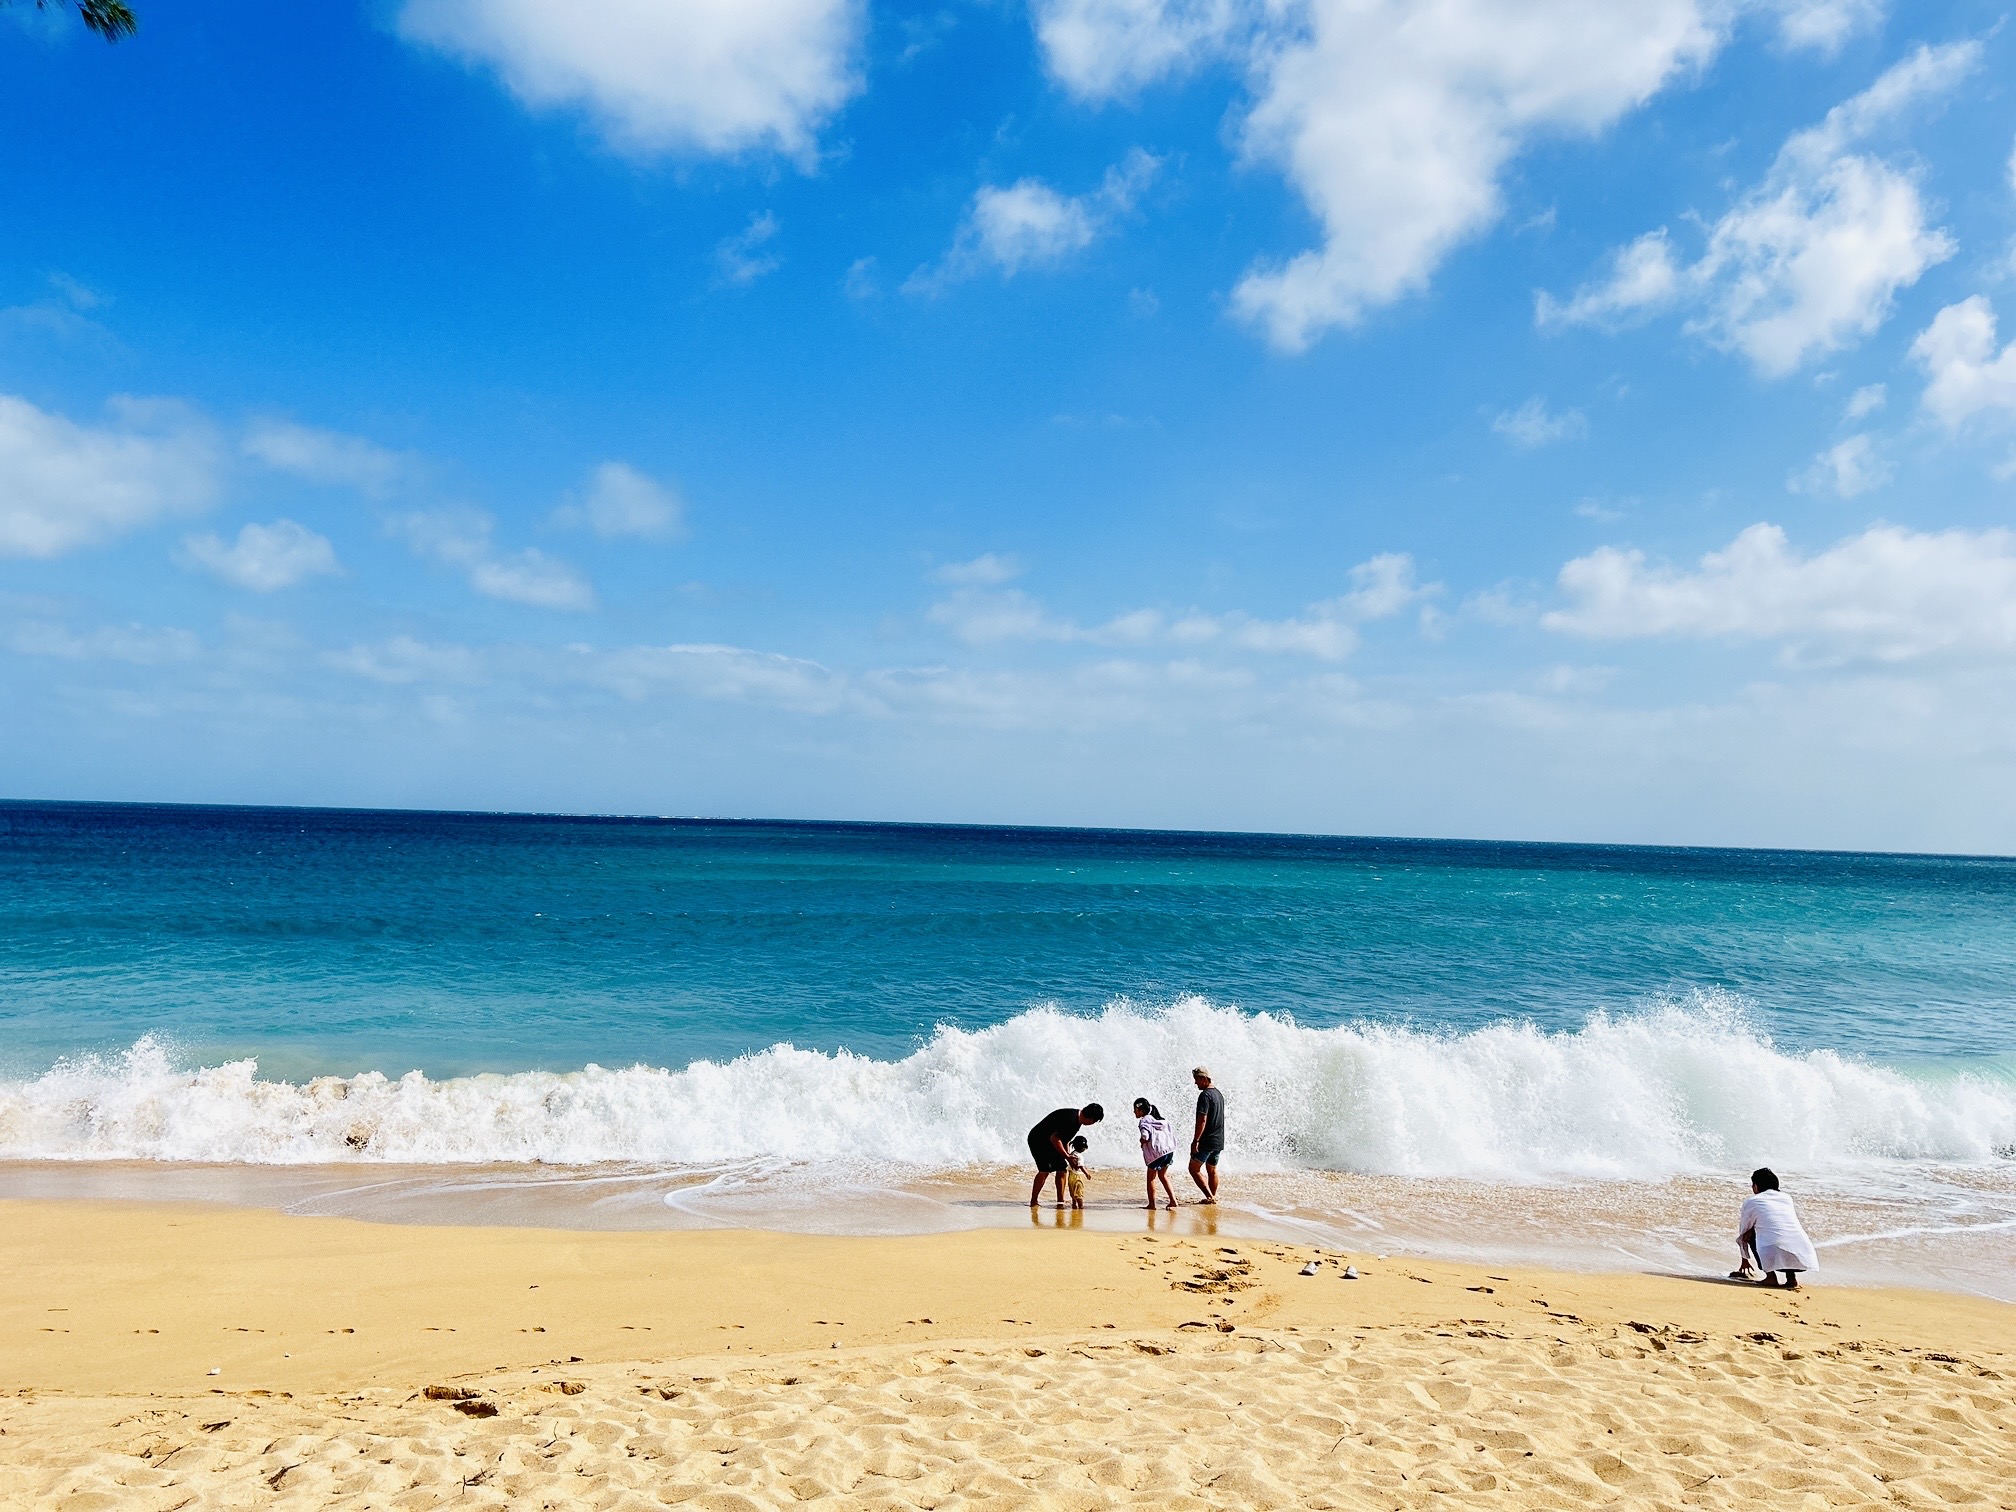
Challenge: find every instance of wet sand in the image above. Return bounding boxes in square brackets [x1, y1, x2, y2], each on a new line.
[4, 1198, 2014, 1508]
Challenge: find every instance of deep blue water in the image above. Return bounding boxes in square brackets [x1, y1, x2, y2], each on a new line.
[2, 800, 2013, 1080]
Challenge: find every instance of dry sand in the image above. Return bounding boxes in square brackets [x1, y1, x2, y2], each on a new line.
[3, 1198, 2013, 1509]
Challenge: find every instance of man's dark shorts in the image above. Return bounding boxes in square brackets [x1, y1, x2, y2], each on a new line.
[1028, 1131, 1069, 1173]
[1193, 1145, 1223, 1167]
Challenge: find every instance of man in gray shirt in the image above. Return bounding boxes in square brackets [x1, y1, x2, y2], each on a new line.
[1188, 1065, 1225, 1204]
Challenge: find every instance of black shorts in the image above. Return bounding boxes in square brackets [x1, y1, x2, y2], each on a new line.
[1193, 1144, 1223, 1167]
[1147, 1153, 1174, 1172]
[1029, 1132, 1069, 1173]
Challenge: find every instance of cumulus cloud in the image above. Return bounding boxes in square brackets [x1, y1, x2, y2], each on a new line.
[1034, 0, 1243, 100]
[553, 461, 685, 541]
[1544, 522, 2016, 663]
[912, 149, 1161, 290]
[391, 508, 597, 611]
[241, 418, 411, 495]
[1535, 230, 1682, 330]
[715, 212, 782, 285]
[1911, 296, 2016, 431]
[1789, 434, 1890, 498]
[178, 520, 342, 592]
[468, 550, 597, 611]
[1491, 398, 1588, 448]
[1225, 0, 1724, 350]
[396, 0, 863, 163]
[1844, 382, 1886, 419]
[1769, 0, 1885, 56]
[1541, 43, 1974, 375]
[0, 393, 220, 559]
[928, 552, 1433, 662]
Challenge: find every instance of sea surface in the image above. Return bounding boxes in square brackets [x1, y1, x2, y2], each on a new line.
[3, 801, 2015, 1295]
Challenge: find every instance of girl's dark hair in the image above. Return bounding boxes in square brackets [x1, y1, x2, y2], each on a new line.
[1133, 1098, 1162, 1119]
[1751, 1167, 1779, 1191]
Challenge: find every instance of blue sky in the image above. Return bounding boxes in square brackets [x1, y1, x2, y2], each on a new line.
[4, 0, 2016, 850]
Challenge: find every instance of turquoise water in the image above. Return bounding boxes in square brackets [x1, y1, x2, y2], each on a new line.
[4, 798, 2015, 1292]
[4, 800, 2014, 1084]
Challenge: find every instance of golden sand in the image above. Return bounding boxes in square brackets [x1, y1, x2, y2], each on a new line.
[3, 1199, 2013, 1509]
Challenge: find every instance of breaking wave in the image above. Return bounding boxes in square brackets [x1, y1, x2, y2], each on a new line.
[4, 994, 2013, 1178]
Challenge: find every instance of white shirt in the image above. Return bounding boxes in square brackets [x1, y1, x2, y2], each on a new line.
[1739, 1189, 1818, 1274]
[1138, 1115, 1177, 1163]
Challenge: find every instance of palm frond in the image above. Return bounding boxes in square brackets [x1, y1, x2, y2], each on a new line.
[11, 0, 139, 43]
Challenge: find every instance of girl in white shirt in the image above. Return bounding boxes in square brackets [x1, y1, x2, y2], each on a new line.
[1734, 1167, 1818, 1289]
[1134, 1098, 1179, 1210]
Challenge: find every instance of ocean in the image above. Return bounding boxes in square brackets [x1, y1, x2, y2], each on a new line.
[3, 801, 2015, 1295]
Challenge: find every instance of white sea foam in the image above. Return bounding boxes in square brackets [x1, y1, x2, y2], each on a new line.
[2, 995, 2013, 1176]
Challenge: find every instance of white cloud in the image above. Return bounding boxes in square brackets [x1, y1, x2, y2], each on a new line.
[1693, 145, 1946, 374]
[392, 508, 597, 611]
[843, 257, 880, 300]
[1542, 43, 1975, 375]
[1491, 397, 1588, 448]
[913, 149, 1161, 289]
[1769, 0, 1885, 57]
[179, 519, 342, 592]
[325, 635, 483, 686]
[1336, 553, 1425, 619]
[241, 419, 410, 495]
[470, 550, 597, 612]
[396, 0, 863, 163]
[1911, 296, 2016, 431]
[577, 642, 852, 712]
[7, 619, 201, 665]
[1225, 0, 1725, 350]
[553, 461, 685, 541]
[1844, 382, 1886, 419]
[1789, 433, 1890, 498]
[928, 552, 1432, 662]
[1544, 522, 2016, 663]
[931, 552, 1024, 586]
[1034, 0, 1242, 100]
[715, 212, 782, 285]
[1535, 230, 1682, 330]
[0, 393, 220, 559]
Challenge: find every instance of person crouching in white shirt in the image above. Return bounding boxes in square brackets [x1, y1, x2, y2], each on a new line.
[1733, 1166, 1818, 1290]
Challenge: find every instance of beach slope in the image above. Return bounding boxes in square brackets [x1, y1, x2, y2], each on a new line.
[3, 1200, 2012, 1509]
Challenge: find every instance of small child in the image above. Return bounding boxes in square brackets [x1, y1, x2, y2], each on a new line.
[1066, 1135, 1091, 1209]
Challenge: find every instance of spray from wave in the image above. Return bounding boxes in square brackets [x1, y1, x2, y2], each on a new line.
[3, 994, 2012, 1177]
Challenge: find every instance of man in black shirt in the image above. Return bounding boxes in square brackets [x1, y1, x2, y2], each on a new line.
[1028, 1103, 1104, 1207]
[1188, 1066, 1224, 1203]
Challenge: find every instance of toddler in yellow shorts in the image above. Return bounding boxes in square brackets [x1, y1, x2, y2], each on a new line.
[1067, 1135, 1090, 1209]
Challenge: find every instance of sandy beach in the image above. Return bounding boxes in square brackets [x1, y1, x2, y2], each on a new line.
[4, 1199, 2013, 1509]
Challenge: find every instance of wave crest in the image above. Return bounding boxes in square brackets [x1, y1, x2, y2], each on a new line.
[3, 995, 2012, 1177]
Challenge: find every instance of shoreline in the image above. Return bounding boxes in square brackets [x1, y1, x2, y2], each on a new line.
[7, 1155, 2016, 1306]
[6, 1197, 2016, 1505]
[9, 1196, 2015, 1397]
